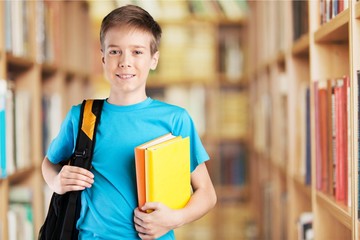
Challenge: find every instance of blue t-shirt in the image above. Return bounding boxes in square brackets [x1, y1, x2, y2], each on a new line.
[46, 97, 209, 239]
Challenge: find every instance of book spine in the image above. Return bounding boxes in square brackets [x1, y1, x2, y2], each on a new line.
[0, 80, 6, 178]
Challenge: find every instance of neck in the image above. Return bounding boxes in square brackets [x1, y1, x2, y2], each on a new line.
[107, 92, 147, 106]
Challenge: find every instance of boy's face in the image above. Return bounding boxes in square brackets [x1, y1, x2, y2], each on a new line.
[101, 26, 159, 97]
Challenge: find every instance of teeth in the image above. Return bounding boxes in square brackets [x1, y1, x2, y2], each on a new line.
[116, 74, 134, 79]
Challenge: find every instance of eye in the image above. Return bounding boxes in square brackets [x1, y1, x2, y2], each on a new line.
[109, 50, 121, 55]
[134, 50, 143, 55]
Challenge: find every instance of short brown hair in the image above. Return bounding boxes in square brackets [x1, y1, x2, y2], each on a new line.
[100, 5, 162, 55]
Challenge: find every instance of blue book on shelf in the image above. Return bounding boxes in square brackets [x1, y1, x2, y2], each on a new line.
[0, 80, 7, 178]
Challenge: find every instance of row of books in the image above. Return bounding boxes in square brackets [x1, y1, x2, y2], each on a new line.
[157, 24, 216, 82]
[292, 84, 312, 186]
[35, 0, 62, 64]
[219, 25, 245, 82]
[314, 76, 350, 205]
[4, 0, 31, 58]
[5, 0, 62, 62]
[0, 79, 32, 178]
[292, 0, 309, 41]
[8, 186, 34, 240]
[4, 0, 90, 71]
[320, 0, 349, 25]
[219, 142, 247, 186]
[121, 0, 249, 22]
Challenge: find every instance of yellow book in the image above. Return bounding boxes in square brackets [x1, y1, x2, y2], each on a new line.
[145, 136, 191, 210]
[134, 133, 176, 208]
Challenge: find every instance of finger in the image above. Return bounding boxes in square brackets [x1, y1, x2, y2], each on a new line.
[138, 232, 152, 240]
[141, 202, 160, 212]
[61, 171, 94, 185]
[63, 185, 86, 192]
[61, 178, 93, 188]
[63, 165, 94, 178]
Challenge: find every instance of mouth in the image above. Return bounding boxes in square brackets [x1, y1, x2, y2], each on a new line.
[115, 74, 135, 79]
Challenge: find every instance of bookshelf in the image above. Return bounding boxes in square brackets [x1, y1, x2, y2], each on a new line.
[247, 0, 360, 239]
[0, 1, 93, 239]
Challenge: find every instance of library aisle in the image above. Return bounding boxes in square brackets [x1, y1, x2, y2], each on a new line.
[5, 0, 360, 240]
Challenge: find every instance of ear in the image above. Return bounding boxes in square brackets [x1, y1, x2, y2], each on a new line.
[101, 49, 105, 64]
[150, 51, 159, 70]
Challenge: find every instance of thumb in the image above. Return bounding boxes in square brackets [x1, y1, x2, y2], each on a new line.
[141, 202, 161, 212]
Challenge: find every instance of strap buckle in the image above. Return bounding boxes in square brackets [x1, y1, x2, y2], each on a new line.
[74, 149, 88, 159]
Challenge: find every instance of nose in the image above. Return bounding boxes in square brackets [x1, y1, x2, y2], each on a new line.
[119, 52, 131, 68]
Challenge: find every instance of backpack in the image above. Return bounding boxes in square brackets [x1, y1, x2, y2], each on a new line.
[38, 99, 104, 240]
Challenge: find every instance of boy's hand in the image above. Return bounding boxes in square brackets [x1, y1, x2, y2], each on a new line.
[54, 165, 94, 195]
[134, 202, 182, 240]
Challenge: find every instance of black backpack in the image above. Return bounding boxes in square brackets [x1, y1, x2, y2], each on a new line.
[38, 99, 104, 240]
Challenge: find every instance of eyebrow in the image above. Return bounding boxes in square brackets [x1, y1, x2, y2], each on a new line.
[107, 44, 147, 49]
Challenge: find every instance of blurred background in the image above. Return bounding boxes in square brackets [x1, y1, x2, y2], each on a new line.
[1, 0, 358, 239]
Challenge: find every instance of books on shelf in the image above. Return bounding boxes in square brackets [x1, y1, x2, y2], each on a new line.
[4, 0, 31, 58]
[219, 88, 248, 139]
[313, 76, 350, 205]
[0, 79, 32, 177]
[8, 186, 34, 240]
[219, 26, 244, 82]
[292, 82, 311, 185]
[158, 24, 216, 82]
[219, 142, 247, 186]
[320, 0, 349, 25]
[134, 133, 191, 210]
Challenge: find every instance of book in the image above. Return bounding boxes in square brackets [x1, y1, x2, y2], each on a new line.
[0, 80, 6, 178]
[334, 77, 348, 204]
[145, 136, 190, 210]
[135, 133, 191, 210]
[134, 133, 177, 208]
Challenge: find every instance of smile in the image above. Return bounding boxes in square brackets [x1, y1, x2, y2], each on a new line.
[116, 74, 135, 79]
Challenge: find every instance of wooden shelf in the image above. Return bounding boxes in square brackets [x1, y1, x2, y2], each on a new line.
[6, 52, 34, 74]
[8, 166, 35, 185]
[314, 8, 349, 43]
[292, 33, 310, 57]
[316, 191, 351, 229]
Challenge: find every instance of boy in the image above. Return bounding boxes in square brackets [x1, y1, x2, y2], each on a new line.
[42, 5, 216, 240]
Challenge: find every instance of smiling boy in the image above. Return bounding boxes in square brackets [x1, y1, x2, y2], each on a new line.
[42, 5, 216, 239]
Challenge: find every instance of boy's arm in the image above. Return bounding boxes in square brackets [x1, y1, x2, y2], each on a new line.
[41, 157, 94, 195]
[134, 162, 217, 239]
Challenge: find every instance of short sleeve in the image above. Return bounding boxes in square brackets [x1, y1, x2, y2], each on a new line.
[46, 105, 81, 164]
[172, 109, 209, 172]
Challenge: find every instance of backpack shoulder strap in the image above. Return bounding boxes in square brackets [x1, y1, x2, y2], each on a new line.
[71, 99, 104, 169]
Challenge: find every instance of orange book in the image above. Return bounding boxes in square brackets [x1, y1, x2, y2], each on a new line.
[134, 133, 176, 208]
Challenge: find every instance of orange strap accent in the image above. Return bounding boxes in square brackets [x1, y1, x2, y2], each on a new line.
[81, 100, 96, 140]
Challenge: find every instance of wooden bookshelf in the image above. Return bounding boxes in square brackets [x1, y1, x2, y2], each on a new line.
[0, 1, 93, 239]
[248, 0, 360, 239]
